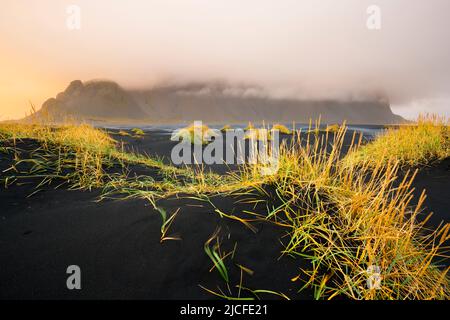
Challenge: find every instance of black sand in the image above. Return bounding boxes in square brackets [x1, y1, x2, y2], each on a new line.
[0, 130, 448, 299]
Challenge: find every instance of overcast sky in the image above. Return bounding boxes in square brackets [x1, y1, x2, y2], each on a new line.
[1, 0, 449, 120]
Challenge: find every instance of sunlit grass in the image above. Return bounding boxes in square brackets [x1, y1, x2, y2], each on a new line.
[131, 128, 145, 136]
[325, 124, 340, 133]
[0, 121, 191, 190]
[0, 122, 116, 189]
[272, 124, 291, 135]
[204, 227, 230, 283]
[244, 122, 254, 131]
[115, 130, 131, 137]
[344, 114, 449, 167]
[229, 121, 450, 299]
[220, 124, 232, 132]
[171, 123, 216, 145]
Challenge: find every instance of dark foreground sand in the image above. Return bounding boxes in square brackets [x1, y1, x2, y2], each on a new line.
[0, 130, 448, 299]
[0, 186, 311, 299]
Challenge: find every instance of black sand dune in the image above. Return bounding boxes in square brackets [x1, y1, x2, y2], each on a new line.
[0, 137, 311, 299]
[0, 184, 311, 299]
[407, 158, 450, 228]
[0, 130, 448, 299]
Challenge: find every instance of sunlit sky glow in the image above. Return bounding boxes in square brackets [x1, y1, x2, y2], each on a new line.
[1, 0, 449, 120]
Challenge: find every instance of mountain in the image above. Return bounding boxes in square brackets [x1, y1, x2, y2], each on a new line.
[33, 80, 405, 124]
[37, 80, 147, 121]
[132, 82, 404, 124]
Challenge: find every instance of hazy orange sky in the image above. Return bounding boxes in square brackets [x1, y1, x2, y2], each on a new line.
[1, 0, 449, 120]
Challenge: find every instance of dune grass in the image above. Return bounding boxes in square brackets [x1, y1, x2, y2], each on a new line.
[204, 228, 230, 284]
[325, 124, 340, 133]
[224, 123, 450, 299]
[0, 122, 197, 190]
[272, 124, 292, 135]
[344, 114, 449, 167]
[131, 128, 145, 136]
[117, 130, 132, 137]
[220, 125, 232, 132]
[1, 115, 449, 300]
[244, 122, 255, 131]
[171, 123, 216, 145]
[0, 123, 117, 189]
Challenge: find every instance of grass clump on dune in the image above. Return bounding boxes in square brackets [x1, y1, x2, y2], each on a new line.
[244, 122, 254, 131]
[220, 125, 232, 132]
[229, 124, 450, 299]
[325, 124, 340, 133]
[0, 123, 116, 189]
[345, 114, 449, 168]
[171, 123, 215, 145]
[0, 122, 188, 190]
[272, 124, 291, 135]
[131, 128, 145, 136]
[0, 122, 116, 155]
[117, 130, 132, 137]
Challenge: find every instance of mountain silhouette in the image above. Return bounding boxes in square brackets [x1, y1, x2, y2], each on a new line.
[34, 80, 405, 124]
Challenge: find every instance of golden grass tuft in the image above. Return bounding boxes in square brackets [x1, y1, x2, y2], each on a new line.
[0, 122, 117, 189]
[344, 114, 449, 168]
[325, 124, 340, 133]
[272, 124, 291, 135]
[171, 123, 215, 145]
[131, 128, 145, 136]
[118, 130, 132, 137]
[244, 122, 254, 131]
[220, 125, 232, 132]
[232, 122, 450, 299]
[0, 122, 114, 152]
